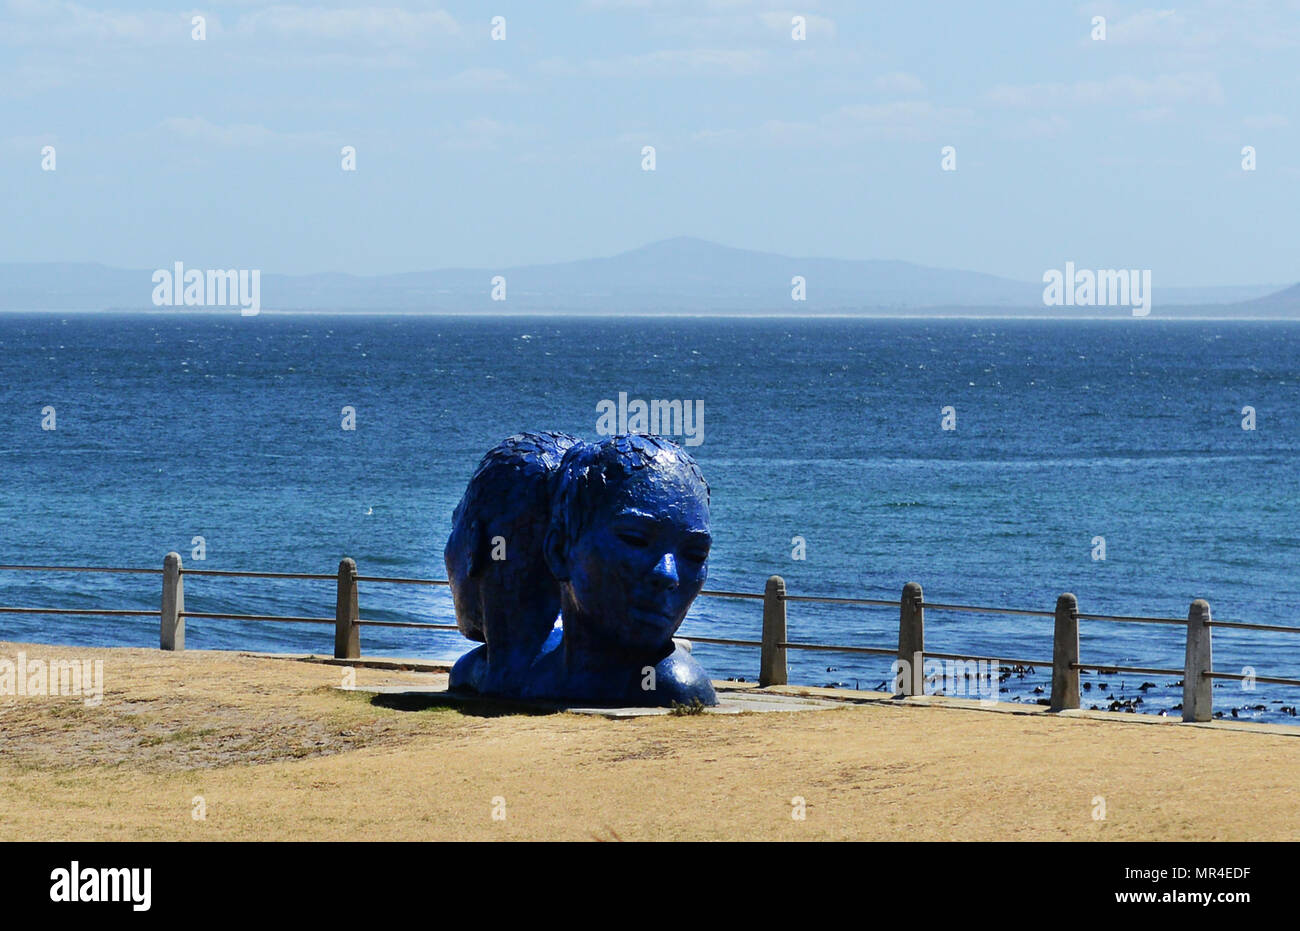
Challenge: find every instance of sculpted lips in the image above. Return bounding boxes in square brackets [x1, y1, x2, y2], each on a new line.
[629, 602, 678, 628]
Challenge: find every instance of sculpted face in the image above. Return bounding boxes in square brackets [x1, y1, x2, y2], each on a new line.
[558, 455, 711, 653]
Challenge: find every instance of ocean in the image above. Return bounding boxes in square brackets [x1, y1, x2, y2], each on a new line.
[2, 313, 1299, 722]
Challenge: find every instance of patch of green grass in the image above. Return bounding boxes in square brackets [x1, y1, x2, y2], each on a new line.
[136, 727, 216, 748]
[669, 698, 707, 716]
[168, 727, 217, 743]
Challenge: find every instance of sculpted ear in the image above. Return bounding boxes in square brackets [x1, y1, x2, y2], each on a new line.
[544, 524, 568, 582]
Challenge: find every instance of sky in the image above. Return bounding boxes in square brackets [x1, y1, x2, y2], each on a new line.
[2, 0, 1299, 285]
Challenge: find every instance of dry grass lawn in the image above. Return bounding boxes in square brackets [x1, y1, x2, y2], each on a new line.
[2, 640, 1298, 841]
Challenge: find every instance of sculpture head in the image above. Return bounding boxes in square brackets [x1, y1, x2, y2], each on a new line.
[545, 434, 711, 656]
[444, 431, 581, 657]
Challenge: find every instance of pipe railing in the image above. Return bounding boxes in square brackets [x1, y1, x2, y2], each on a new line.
[4, 557, 1300, 723]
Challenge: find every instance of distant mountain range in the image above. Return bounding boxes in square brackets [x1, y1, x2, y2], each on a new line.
[1, 237, 1296, 316]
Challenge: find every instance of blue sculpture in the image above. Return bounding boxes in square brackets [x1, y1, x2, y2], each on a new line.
[446, 433, 717, 707]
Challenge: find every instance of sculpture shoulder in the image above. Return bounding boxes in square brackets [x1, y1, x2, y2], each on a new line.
[652, 645, 718, 706]
[449, 644, 488, 693]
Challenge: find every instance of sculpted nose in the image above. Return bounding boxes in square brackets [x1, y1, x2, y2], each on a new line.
[650, 552, 679, 591]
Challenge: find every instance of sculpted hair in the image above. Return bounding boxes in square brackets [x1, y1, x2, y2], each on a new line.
[446, 431, 581, 642]
[450, 431, 580, 531]
[549, 434, 710, 549]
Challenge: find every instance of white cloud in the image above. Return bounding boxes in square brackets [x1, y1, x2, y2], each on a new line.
[1243, 113, 1289, 129]
[158, 117, 336, 148]
[584, 48, 768, 77]
[872, 71, 926, 96]
[987, 72, 1225, 108]
[1130, 106, 1176, 123]
[693, 99, 975, 148]
[1, 132, 58, 153]
[0, 0, 190, 46]
[413, 68, 525, 93]
[1105, 9, 1215, 48]
[832, 100, 976, 139]
[1079, 2, 1300, 51]
[1017, 114, 1071, 137]
[234, 5, 460, 44]
[439, 117, 527, 152]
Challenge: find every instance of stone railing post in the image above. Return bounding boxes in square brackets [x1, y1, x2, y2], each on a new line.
[1050, 592, 1080, 711]
[759, 575, 788, 687]
[335, 557, 360, 660]
[896, 582, 924, 696]
[1182, 599, 1213, 722]
[160, 551, 184, 651]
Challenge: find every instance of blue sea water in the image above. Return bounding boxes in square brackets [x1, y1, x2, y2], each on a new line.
[2, 313, 1299, 722]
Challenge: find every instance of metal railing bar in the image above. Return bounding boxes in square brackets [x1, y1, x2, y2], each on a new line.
[355, 621, 460, 630]
[0, 607, 157, 616]
[179, 612, 334, 624]
[698, 589, 766, 600]
[182, 569, 336, 580]
[679, 635, 763, 647]
[920, 602, 1056, 618]
[1077, 613, 1185, 625]
[0, 565, 162, 575]
[925, 650, 1051, 667]
[1208, 620, 1300, 634]
[355, 576, 450, 586]
[776, 641, 897, 656]
[1072, 663, 1184, 676]
[1203, 671, 1300, 687]
[780, 595, 899, 606]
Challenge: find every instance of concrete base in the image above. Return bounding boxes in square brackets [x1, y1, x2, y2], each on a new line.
[338, 683, 843, 717]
